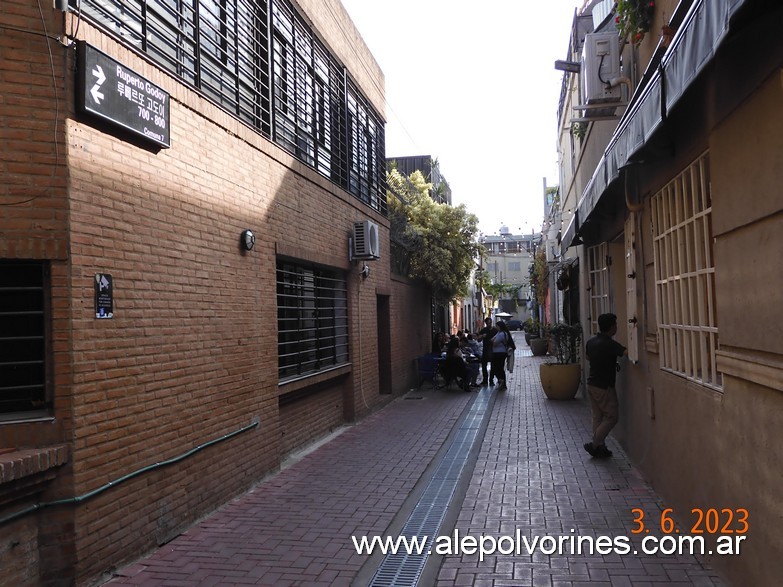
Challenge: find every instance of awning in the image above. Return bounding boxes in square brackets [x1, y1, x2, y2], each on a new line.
[563, 0, 750, 252]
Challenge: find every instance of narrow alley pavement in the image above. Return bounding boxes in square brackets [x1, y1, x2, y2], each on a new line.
[104, 338, 726, 587]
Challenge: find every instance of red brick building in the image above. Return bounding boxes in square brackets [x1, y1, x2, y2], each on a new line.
[0, 0, 432, 584]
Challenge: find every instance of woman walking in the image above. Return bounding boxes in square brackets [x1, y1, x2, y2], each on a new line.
[490, 321, 513, 390]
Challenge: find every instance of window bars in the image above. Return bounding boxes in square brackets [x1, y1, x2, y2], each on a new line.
[651, 152, 721, 390]
[0, 262, 48, 414]
[74, 0, 386, 215]
[277, 260, 349, 381]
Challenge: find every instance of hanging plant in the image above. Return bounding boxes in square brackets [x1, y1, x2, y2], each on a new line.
[614, 0, 655, 46]
[571, 121, 587, 142]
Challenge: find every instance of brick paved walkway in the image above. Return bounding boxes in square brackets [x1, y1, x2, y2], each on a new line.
[435, 349, 724, 586]
[104, 341, 725, 586]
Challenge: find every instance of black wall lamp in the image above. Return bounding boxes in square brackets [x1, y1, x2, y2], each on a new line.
[240, 229, 255, 251]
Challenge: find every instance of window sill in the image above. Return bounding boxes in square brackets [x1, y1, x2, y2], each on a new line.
[0, 445, 68, 508]
[717, 348, 783, 393]
[278, 364, 352, 395]
[0, 445, 69, 488]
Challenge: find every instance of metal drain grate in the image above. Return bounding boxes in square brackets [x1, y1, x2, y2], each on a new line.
[368, 389, 492, 587]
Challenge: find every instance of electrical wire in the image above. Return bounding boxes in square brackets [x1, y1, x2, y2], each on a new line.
[0, 0, 62, 207]
[0, 419, 259, 527]
[321, 1, 419, 151]
[356, 272, 371, 412]
[69, 0, 83, 46]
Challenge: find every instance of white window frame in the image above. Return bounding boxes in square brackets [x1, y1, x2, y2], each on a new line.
[587, 242, 611, 336]
[651, 151, 721, 390]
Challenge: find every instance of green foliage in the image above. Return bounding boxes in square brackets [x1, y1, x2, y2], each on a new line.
[485, 282, 518, 300]
[387, 168, 481, 304]
[524, 317, 542, 336]
[614, 0, 655, 46]
[530, 247, 549, 306]
[571, 122, 587, 142]
[474, 267, 490, 290]
[545, 322, 583, 364]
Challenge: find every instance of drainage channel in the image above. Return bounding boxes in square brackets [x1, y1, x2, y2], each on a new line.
[367, 387, 493, 587]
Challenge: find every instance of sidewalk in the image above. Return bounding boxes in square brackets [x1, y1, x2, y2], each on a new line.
[104, 344, 725, 587]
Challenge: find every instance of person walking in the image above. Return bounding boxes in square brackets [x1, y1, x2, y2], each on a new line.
[583, 313, 628, 459]
[490, 320, 513, 391]
[477, 317, 497, 386]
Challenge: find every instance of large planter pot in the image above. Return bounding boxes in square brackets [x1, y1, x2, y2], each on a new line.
[539, 362, 581, 400]
[529, 337, 548, 356]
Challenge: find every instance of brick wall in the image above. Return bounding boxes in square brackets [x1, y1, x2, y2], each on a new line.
[1, 3, 433, 584]
[279, 384, 346, 456]
[0, 514, 39, 587]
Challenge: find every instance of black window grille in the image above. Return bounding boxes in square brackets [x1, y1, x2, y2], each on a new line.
[277, 260, 349, 381]
[346, 77, 386, 215]
[0, 262, 49, 414]
[74, 0, 386, 214]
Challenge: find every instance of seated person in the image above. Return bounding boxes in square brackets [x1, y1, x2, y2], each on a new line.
[459, 335, 481, 387]
[442, 337, 471, 392]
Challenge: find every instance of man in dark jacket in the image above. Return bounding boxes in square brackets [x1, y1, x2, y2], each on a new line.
[477, 317, 497, 386]
[584, 313, 628, 459]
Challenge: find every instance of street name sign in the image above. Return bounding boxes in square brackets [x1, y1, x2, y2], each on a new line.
[76, 42, 171, 148]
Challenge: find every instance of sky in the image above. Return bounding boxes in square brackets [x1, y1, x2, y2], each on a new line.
[339, 0, 583, 237]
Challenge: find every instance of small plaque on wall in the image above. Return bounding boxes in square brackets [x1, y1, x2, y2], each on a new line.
[95, 273, 113, 319]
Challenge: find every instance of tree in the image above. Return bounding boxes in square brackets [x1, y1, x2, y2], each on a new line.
[485, 282, 523, 310]
[387, 167, 481, 304]
[530, 246, 549, 306]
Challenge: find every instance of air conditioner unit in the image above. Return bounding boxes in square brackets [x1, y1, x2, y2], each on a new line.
[352, 220, 380, 260]
[582, 32, 622, 104]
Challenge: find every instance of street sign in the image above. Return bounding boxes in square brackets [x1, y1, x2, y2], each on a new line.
[76, 42, 170, 148]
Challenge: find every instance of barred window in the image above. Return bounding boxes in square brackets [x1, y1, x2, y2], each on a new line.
[74, 0, 386, 214]
[0, 262, 49, 415]
[146, 0, 197, 85]
[587, 242, 611, 335]
[271, 1, 343, 179]
[346, 78, 386, 215]
[651, 152, 720, 389]
[277, 260, 349, 381]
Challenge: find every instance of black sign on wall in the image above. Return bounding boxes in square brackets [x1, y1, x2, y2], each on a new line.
[77, 42, 171, 148]
[95, 273, 113, 319]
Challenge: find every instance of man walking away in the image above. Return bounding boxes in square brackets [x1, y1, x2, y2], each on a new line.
[477, 317, 497, 386]
[584, 313, 628, 459]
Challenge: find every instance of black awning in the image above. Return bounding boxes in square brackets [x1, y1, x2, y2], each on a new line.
[571, 0, 751, 240]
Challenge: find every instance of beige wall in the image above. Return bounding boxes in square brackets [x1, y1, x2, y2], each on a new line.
[613, 71, 783, 586]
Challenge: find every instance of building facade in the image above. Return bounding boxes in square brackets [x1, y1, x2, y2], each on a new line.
[481, 227, 538, 324]
[0, 0, 434, 584]
[555, 1, 782, 584]
[388, 155, 452, 205]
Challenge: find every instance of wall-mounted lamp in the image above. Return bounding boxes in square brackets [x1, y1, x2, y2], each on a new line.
[554, 60, 581, 74]
[240, 229, 255, 251]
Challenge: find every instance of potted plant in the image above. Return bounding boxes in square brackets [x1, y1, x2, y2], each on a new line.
[525, 319, 548, 355]
[539, 322, 583, 400]
[614, 0, 656, 46]
[523, 318, 540, 345]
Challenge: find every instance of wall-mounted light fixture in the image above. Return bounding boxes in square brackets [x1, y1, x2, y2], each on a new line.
[240, 229, 255, 251]
[554, 60, 581, 73]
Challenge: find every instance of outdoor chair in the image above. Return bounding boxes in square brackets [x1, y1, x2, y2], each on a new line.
[416, 353, 444, 389]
